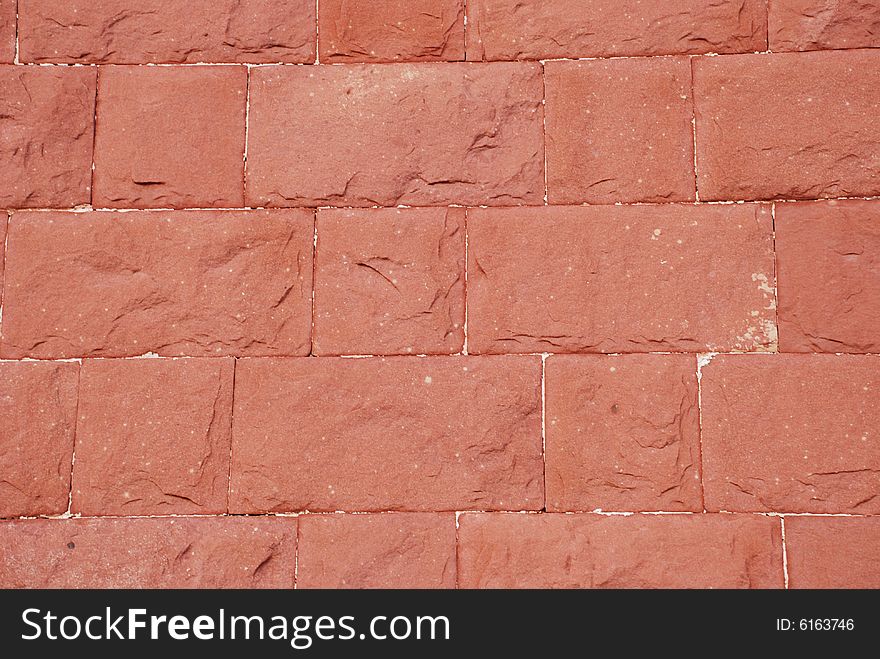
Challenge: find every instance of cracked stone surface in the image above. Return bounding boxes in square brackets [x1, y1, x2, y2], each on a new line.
[785, 516, 880, 588]
[701, 354, 880, 514]
[769, 0, 880, 51]
[0, 0, 13, 62]
[1, 210, 313, 358]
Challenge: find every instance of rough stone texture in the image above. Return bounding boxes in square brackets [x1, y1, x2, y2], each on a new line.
[467, 204, 776, 354]
[458, 513, 783, 588]
[246, 63, 544, 207]
[0, 0, 13, 63]
[19, 0, 316, 64]
[0, 66, 96, 208]
[297, 513, 456, 588]
[694, 50, 880, 201]
[466, 0, 768, 60]
[72, 358, 234, 516]
[314, 207, 465, 356]
[230, 356, 543, 513]
[0, 362, 79, 518]
[701, 355, 880, 514]
[769, 0, 880, 51]
[776, 200, 880, 353]
[93, 65, 246, 208]
[785, 516, 880, 589]
[545, 58, 695, 204]
[545, 355, 701, 513]
[319, 0, 464, 63]
[1, 210, 313, 358]
[0, 517, 295, 588]
[0, 213, 5, 313]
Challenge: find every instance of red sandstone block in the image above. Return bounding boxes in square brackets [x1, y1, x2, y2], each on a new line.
[0, 517, 295, 588]
[769, 0, 880, 51]
[1, 210, 313, 358]
[314, 207, 465, 356]
[93, 66, 246, 208]
[0, 213, 5, 311]
[297, 513, 456, 588]
[466, 0, 767, 60]
[19, 0, 315, 64]
[72, 358, 234, 516]
[545, 58, 695, 204]
[230, 356, 543, 513]
[467, 204, 776, 354]
[246, 63, 544, 207]
[777, 200, 880, 353]
[545, 355, 701, 513]
[0, 66, 96, 207]
[0, 362, 79, 518]
[785, 516, 880, 589]
[701, 355, 880, 514]
[694, 50, 880, 201]
[0, 0, 13, 62]
[319, 0, 464, 63]
[458, 513, 783, 588]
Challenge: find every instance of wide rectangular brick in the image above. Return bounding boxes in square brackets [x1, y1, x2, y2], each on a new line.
[230, 356, 543, 512]
[466, 0, 768, 60]
[1, 210, 313, 358]
[246, 63, 544, 207]
[93, 65, 246, 208]
[458, 513, 783, 588]
[694, 50, 880, 201]
[0, 66, 96, 207]
[0, 0, 13, 62]
[769, 0, 880, 51]
[19, 0, 315, 63]
[467, 204, 776, 354]
[785, 517, 880, 589]
[0, 517, 295, 588]
[314, 207, 465, 356]
[72, 358, 233, 516]
[319, 0, 464, 63]
[701, 355, 880, 514]
[297, 513, 456, 588]
[0, 361, 79, 518]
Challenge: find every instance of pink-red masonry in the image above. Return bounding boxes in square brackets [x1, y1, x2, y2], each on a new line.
[1, 0, 879, 590]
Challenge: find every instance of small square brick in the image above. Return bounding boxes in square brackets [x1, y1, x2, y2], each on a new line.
[0, 0, 13, 63]
[545, 354, 701, 513]
[769, 0, 880, 51]
[297, 513, 456, 588]
[0, 66, 96, 207]
[314, 207, 465, 356]
[0, 517, 295, 588]
[72, 358, 234, 516]
[701, 355, 880, 514]
[785, 516, 880, 589]
[319, 0, 464, 63]
[93, 66, 246, 208]
[0, 362, 79, 518]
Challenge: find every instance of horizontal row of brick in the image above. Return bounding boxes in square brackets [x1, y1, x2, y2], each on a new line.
[3, 0, 878, 64]
[1, 513, 878, 588]
[1, 353, 877, 518]
[3, 49, 880, 209]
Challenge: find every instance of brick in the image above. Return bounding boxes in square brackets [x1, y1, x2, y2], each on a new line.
[0, 213, 6, 313]
[694, 50, 880, 201]
[0, 517, 295, 588]
[701, 355, 880, 514]
[230, 356, 543, 512]
[545, 58, 695, 204]
[314, 207, 465, 356]
[545, 355, 701, 513]
[769, 0, 880, 51]
[777, 200, 880, 353]
[458, 513, 783, 588]
[72, 358, 234, 516]
[319, 0, 464, 63]
[246, 63, 544, 207]
[1, 210, 313, 358]
[93, 66, 246, 208]
[297, 513, 456, 588]
[785, 517, 880, 589]
[466, 0, 767, 60]
[467, 204, 776, 354]
[0, 0, 13, 62]
[0, 66, 96, 208]
[0, 362, 79, 518]
[19, 0, 315, 64]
